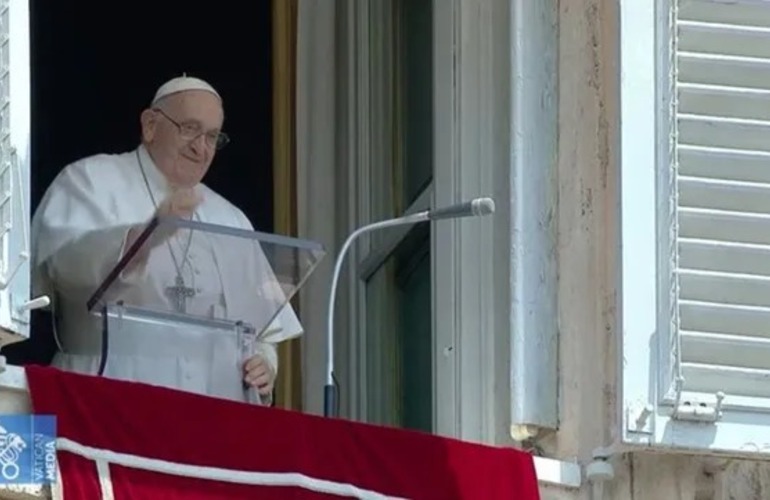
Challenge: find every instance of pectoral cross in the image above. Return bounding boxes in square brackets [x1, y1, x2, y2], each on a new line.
[165, 274, 196, 313]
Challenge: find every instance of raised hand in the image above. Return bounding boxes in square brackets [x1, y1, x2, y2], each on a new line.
[121, 188, 203, 275]
[157, 188, 203, 220]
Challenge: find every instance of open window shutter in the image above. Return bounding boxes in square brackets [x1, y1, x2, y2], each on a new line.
[676, 0, 770, 411]
[0, 0, 32, 346]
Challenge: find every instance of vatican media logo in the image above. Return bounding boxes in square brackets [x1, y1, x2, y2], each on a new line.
[0, 415, 56, 485]
[0, 424, 26, 481]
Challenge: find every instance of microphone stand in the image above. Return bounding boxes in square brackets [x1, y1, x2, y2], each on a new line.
[324, 211, 430, 418]
[323, 197, 495, 418]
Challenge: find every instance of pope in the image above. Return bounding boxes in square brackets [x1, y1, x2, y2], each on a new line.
[30, 75, 303, 405]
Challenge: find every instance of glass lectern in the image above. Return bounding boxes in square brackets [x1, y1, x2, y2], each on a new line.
[85, 215, 325, 405]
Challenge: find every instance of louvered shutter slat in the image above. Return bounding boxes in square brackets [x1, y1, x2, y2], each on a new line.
[679, 53, 770, 89]
[681, 363, 770, 398]
[679, 1, 770, 28]
[680, 300, 770, 337]
[681, 331, 770, 368]
[679, 84, 770, 120]
[679, 177, 770, 213]
[679, 115, 770, 152]
[679, 208, 770, 245]
[680, 270, 770, 308]
[679, 21, 770, 59]
[680, 239, 770, 276]
[679, 146, 770, 183]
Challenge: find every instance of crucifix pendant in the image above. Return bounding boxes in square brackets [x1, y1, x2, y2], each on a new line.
[165, 274, 196, 313]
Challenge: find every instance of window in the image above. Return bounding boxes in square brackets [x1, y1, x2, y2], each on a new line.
[363, 222, 432, 431]
[356, 0, 434, 431]
[396, 0, 433, 210]
[393, 225, 431, 431]
[0, 0, 33, 347]
[621, 0, 770, 455]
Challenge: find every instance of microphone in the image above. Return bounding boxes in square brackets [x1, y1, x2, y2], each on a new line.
[324, 197, 495, 418]
[427, 197, 495, 221]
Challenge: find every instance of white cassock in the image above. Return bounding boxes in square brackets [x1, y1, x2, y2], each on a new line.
[30, 144, 303, 405]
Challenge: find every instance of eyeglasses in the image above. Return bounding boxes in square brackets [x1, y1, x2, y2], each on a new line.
[154, 108, 230, 150]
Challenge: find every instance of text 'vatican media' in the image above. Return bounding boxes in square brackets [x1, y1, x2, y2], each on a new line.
[0, 414, 57, 485]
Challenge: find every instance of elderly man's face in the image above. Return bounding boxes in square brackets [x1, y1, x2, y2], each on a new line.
[142, 90, 225, 188]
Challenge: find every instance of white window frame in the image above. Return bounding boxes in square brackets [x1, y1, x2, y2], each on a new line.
[620, 0, 770, 457]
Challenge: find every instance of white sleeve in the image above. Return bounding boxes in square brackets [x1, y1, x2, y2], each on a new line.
[32, 162, 141, 302]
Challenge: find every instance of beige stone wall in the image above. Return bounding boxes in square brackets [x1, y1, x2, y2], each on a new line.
[538, 1, 770, 499]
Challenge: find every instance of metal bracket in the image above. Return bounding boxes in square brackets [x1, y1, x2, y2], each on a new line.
[671, 391, 725, 424]
[10, 294, 49, 324]
[626, 401, 654, 434]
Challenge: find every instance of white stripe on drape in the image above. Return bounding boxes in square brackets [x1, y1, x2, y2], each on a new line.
[50, 455, 65, 500]
[95, 459, 114, 500]
[56, 437, 406, 500]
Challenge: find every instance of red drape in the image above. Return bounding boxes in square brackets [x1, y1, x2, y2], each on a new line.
[24, 365, 541, 500]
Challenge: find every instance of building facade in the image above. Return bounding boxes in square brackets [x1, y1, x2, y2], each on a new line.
[295, 0, 770, 498]
[3, 0, 770, 498]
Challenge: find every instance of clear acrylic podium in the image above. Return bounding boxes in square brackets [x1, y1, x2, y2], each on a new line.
[84, 215, 325, 404]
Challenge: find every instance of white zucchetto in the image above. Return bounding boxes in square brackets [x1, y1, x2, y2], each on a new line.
[151, 74, 221, 105]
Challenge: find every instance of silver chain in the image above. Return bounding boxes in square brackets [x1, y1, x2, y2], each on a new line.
[135, 149, 195, 287]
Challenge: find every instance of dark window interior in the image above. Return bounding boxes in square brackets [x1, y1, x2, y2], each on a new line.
[4, 1, 273, 365]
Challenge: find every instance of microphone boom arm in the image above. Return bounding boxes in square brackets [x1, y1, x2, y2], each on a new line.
[324, 210, 429, 417]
